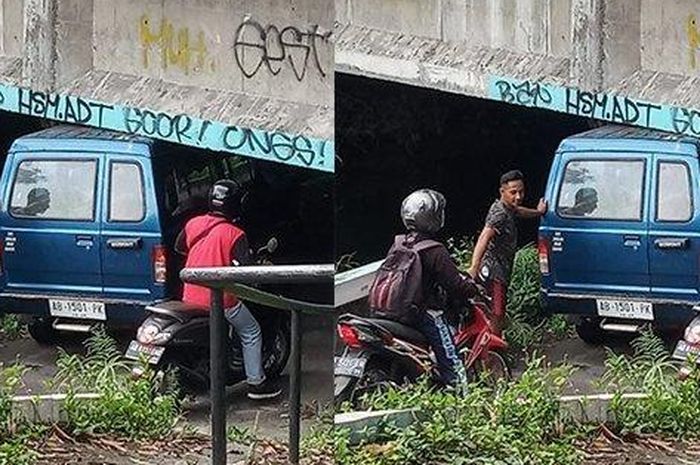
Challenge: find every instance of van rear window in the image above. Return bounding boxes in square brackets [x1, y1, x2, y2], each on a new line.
[557, 159, 645, 221]
[9, 159, 97, 221]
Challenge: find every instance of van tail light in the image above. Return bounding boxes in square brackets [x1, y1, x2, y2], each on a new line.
[338, 324, 362, 348]
[152, 245, 167, 284]
[538, 237, 550, 275]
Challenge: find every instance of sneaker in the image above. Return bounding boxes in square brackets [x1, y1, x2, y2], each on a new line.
[247, 380, 282, 400]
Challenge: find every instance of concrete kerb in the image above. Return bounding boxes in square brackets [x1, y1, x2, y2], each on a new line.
[10, 392, 102, 423]
[334, 392, 650, 445]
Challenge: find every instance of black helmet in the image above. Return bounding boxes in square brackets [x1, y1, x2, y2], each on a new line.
[208, 179, 244, 219]
[400, 189, 446, 234]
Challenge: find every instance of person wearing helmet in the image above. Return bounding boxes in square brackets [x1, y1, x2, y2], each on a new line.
[467, 170, 547, 335]
[175, 179, 281, 400]
[371, 188, 478, 387]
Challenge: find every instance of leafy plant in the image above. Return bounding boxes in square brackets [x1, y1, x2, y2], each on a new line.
[0, 315, 24, 341]
[332, 358, 582, 465]
[52, 327, 182, 439]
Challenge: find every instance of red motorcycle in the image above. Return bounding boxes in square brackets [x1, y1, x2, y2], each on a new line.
[334, 267, 509, 404]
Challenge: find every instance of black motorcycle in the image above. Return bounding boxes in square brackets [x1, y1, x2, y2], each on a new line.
[125, 238, 290, 392]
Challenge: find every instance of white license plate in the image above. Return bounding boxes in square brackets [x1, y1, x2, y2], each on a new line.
[334, 356, 367, 378]
[49, 299, 106, 321]
[596, 299, 653, 321]
[125, 340, 165, 365]
[673, 340, 700, 361]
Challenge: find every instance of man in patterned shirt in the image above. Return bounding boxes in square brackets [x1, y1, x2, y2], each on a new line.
[468, 170, 547, 335]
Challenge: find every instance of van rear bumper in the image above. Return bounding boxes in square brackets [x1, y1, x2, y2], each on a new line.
[542, 290, 696, 329]
[0, 293, 152, 326]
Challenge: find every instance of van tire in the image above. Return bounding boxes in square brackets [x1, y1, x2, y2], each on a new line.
[27, 318, 59, 345]
[576, 318, 604, 345]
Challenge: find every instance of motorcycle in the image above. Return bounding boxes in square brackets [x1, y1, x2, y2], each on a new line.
[334, 266, 510, 404]
[125, 237, 290, 393]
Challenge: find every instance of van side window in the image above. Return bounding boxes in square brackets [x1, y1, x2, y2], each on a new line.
[9, 159, 97, 221]
[109, 162, 145, 222]
[657, 162, 692, 222]
[557, 159, 645, 221]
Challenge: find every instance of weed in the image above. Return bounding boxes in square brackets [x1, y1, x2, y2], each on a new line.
[332, 357, 582, 465]
[0, 315, 24, 341]
[52, 327, 182, 439]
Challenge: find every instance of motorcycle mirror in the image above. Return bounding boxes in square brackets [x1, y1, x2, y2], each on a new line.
[479, 265, 491, 281]
[265, 237, 279, 254]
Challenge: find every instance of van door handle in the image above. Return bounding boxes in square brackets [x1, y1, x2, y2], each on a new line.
[623, 235, 642, 248]
[75, 235, 94, 248]
[106, 238, 142, 250]
[654, 237, 689, 250]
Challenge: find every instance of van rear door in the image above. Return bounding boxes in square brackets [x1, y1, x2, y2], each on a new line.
[1, 153, 103, 299]
[546, 153, 651, 295]
[100, 155, 164, 302]
[648, 155, 700, 302]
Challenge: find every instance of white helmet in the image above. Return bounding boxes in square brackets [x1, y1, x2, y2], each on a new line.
[400, 189, 446, 234]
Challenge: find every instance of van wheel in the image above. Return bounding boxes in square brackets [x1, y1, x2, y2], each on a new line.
[576, 318, 604, 345]
[27, 318, 59, 345]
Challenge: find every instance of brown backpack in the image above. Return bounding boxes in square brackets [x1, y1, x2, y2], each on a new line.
[368, 235, 441, 320]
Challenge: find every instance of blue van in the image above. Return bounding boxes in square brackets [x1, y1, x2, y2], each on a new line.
[0, 125, 327, 344]
[540, 125, 700, 343]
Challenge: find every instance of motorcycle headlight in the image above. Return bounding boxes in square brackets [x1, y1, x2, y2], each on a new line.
[137, 324, 172, 345]
[685, 322, 700, 344]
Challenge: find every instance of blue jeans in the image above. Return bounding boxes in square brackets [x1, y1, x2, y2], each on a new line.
[415, 310, 467, 387]
[225, 302, 265, 386]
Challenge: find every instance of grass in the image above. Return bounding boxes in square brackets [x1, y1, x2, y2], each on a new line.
[0, 315, 24, 341]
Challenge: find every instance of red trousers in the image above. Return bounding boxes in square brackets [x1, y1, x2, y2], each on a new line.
[487, 279, 507, 336]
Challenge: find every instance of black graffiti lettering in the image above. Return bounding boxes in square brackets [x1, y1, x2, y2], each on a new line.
[578, 91, 594, 116]
[233, 18, 331, 81]
[123, 108, 142, 133]
[89, 102, 113, 126]
[0, 90, 5, 106]
[197, 120, 211, 142]
[222, 126, 246, 151]
[671, 107, 700, 136]
[293, 135, 315, 166]
[247, 129, 272, 154]
[495, 81, 515, 103]
[174, 114, 193, 142]
[592, 93, 608, 118]
[269, 132, 294, 160]
[44, 93, 60, 119]
[637, 102, 661, 127]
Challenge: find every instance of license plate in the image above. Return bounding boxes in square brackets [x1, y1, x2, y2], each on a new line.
[596, 299, 653, 321]
[334, 356, 367, 378]
[672, 340, 700, 361]
[125, 340, 165, 365]
[49, 299, 106, 321]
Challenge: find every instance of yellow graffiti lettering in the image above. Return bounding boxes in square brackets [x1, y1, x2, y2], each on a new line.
[139, 15, 211, 75]
[687, 14, 700, 69]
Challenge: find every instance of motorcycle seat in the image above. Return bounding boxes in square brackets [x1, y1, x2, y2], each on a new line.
[146, 300, 210, 323]
[362, 318, 428, 345]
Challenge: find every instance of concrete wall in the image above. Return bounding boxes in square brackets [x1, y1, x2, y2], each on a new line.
[342, 0, 573, 57]
[93, 0, 333, 106]
[641, 0, 700, 78]
[1, 0, 24, 57]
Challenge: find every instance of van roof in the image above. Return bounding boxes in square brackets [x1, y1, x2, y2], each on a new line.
[560, 125, 700, 156]
[11, 125, 154, 154]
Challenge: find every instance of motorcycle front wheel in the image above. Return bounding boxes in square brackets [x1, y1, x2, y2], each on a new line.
[466, 350, 510, 387]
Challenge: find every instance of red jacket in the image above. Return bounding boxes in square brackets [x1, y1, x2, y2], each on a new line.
[181, 213, 247, 309]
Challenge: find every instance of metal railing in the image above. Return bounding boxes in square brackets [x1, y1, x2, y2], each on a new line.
[180, 264, 334, 465]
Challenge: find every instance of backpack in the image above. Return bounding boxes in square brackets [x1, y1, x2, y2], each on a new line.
[368, 235, 441, 320]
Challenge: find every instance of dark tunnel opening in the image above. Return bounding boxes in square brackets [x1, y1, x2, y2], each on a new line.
[336, 74, 597, 265]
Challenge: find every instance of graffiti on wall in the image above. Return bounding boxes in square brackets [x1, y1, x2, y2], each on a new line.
[139, 15, 215, 74]
[233, 18, 331, 81]
[9, 86, 333, 172]
[489, 76, 700, 138]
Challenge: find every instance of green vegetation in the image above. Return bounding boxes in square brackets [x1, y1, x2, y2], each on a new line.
[0, 315, 24, 341]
